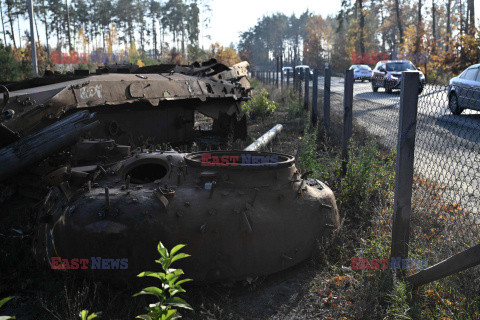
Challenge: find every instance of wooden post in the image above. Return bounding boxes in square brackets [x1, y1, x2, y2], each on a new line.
[312, 68, 318, 126]
[341, 69, 354, 176]
[390, 71, 420, 261]
[407, 243, 480, 287]
[304, 67, 310, 110]
[324, 63, 331, 135]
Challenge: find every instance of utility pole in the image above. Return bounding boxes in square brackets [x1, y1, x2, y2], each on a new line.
[27, 0, 38, 77]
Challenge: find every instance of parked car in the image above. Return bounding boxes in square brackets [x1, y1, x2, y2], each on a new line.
[448, 64, 480, 115]
[349, 64, 372, 82]
[371, 60, 425, 94]
[295, 65, 314, 80]
[282, 66, 293, 75]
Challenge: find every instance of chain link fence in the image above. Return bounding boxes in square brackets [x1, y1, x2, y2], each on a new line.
[255, 64, 480, 302]
[314, 71, 480, 293]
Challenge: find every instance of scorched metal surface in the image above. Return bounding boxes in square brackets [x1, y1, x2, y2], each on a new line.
[0, 60, 251, 149]
[37, 150, 340, 282]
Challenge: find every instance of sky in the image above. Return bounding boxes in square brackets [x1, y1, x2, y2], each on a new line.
[201, 0, 343, 47]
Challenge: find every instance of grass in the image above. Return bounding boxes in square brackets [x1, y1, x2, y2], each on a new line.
[255, 79, 480, 319]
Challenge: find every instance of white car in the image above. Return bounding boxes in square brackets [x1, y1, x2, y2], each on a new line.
[349, 64, 373, 82]
[295, 65, 314, 80]
[282, 67, 293, 75]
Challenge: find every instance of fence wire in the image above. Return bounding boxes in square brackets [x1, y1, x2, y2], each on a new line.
[257, 69, 480, 296]
[318, 74, 480, 294]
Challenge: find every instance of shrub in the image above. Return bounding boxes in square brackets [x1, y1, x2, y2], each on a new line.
[241, 88, 277, 120]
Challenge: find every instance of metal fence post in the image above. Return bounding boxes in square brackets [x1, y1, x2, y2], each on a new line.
[312, 68, 318, 126]
[280, 56, 284, 91]
[299, 68, 304, 101]
[286, 69, 290, 88]
[276, 56, 279, 88]
[324, 63, 331, 135]
[293, 68, 297, 91]
[341, 69, 354, 176]
[391, 71, 420, 261]
[304, 67, 310, 110]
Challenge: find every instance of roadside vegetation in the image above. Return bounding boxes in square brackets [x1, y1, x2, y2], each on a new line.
[235, 80, 480, 319]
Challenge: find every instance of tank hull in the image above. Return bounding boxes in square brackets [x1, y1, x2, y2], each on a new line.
[38, 151, 339, 282]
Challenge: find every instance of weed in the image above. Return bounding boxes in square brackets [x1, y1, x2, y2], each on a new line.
[0, 296, 15, 320]
[133, 242, 193, 320]
[79, 310, 101, 320]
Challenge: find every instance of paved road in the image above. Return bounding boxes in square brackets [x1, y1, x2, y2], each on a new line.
[317, 77, 480, 225]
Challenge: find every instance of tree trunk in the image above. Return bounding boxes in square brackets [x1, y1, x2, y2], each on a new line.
[43, 16, 49, 57]
[161, 26, 164, 59]
[445, 0, 451, 51]
[0, 1, 7, 46]
[467, 0, 475, 34]
[415, 0, 422, 56]
[153, 18, 157, 59]
[432, 0, 436, 53]
[65, 0, 72, 51]
[180, 2, 185, 58]
[459, 0, 464, 36]
[380, 0, 386, 51]
[414, 0, 422, 58]
[34, 14, 40, 48]
[17, 17, 20, 47]
[358, 0, 365, 54]
[6, 0, 16, 48]
[394, 0, 404, 44]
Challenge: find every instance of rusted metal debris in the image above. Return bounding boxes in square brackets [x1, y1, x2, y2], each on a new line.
[0, 59, 340, 283]
[0, 111, 99, 181]
[35, 150, 340, 282]
[0, 59, 251, 149]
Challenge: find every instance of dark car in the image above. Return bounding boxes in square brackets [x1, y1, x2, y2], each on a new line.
[371, 60, 425, 94]
[448, 64, 480, 115]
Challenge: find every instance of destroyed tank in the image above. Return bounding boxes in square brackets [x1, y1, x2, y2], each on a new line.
[0, 59, 251, 151]
[35, 150, 340, 282]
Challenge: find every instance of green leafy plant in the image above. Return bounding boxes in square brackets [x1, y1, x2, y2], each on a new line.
[133, 242, 193, 320]
[242, 88, 278, 120]
[0, 297, 15, 320]
[79, 310, 102, 320]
